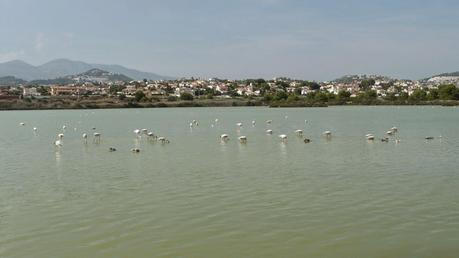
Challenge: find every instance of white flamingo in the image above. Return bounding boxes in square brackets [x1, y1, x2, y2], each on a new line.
[93, 133, 101, 143]
[220, 134, 229, 141]
[266, 129, 273, 135]
[238, 136, 247, 143]
[323, 131, 332, 137]
[157, 137, 170, 144]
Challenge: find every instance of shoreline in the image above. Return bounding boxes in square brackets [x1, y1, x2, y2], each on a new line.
[0, 97, 458, 111]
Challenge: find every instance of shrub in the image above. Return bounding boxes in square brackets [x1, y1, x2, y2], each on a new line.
[180, 92, 194, 101]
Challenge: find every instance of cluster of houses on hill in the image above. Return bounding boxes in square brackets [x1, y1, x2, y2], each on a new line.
[1, 75, 458, 99]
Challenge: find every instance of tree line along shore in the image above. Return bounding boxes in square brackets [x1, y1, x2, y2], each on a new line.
[1, 93, 458, 111]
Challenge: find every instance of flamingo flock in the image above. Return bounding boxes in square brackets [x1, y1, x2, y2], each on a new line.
[17, 114, 443, 154]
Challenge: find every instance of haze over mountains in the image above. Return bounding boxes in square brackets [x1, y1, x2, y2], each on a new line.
[0, 59, 172, 81]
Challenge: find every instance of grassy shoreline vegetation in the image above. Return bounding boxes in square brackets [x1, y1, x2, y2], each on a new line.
[1, 94, 458, 111]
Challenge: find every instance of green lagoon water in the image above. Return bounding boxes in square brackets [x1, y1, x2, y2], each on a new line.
[1, 106, 459, 257]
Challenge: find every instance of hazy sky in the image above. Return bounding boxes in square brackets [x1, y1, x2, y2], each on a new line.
[1, 0, 458, 80]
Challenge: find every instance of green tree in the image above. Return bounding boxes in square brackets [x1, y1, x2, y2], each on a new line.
[109, 85, 126, 94]
[180, 92, 194, 101]
[302, 81, 320, 90]
[399, 92, 409, 101]
[134, 91, 146, 102]
[337, 90, 351, 101]
[167, 95, 178, 101]
[364, 90, 377, 99]
[409, 89, 427, 101]
[314, 91, 329, 102]
[274, 91, 288, 101]
[286, 94, 299, 102]
[37, 86, 50, 96]
[427, 89, 439, 100]
[359, 79, 376, 90]
[438, 84, 459, 100]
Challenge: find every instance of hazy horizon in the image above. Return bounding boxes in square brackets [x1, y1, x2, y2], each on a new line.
[1, 0, 459, 81]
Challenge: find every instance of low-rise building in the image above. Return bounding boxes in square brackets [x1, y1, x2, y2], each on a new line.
[22, 87, 41, 97]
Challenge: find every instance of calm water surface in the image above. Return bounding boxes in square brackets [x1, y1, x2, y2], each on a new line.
[1, 106, 459, 257]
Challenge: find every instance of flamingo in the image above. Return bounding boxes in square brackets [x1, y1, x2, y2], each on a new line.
[266, 129, 273, 135]
[158, 137, 169, 144]
[82, 133, 88, 143]
[54, 140, 63, 147]
[238, 136, 247, 143]
[295, 129, 303, 136]
[220, 134, 229, 141]
[323, 131, 332, 137]
[279, 134, 287, 141]
[93, 133, 101, 143]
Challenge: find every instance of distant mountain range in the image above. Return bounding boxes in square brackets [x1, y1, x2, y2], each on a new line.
[0, 76, 28, 86]
[332, 74, 393, 83]
[0, 58, 173, 81]
[430, 71, 459, 78]
[29, 68, 133, 85]
[334, 72, 459, 83]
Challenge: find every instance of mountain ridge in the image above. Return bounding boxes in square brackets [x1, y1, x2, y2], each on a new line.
[0, 58, 172, 81]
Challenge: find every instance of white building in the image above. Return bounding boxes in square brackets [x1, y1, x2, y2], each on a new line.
[22, 87, 40, 97]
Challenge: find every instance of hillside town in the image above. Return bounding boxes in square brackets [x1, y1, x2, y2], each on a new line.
[1, 73, 459, 102]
